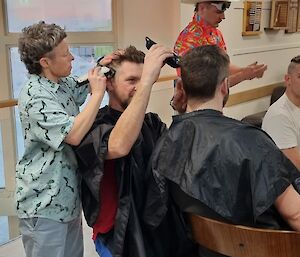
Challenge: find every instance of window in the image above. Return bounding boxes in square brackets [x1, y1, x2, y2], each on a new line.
[5, 0, 112, 32]
[0, 1, 118, 243]
[0, 216, 9, 244]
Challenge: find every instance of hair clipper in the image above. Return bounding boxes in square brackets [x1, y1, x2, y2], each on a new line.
[145, 36, 180, 68]
[77, 65, 115, 86]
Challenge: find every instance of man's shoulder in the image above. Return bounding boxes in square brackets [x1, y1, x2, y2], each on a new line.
[144, 112, 166, 131]
[263, 95, 294, 127]
[145, 112, 162, 122]
[92, 106, 116, 127]
[267, 95, 287, 114]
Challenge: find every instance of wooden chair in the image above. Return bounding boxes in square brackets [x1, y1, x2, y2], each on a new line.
[189, 214, 300, 257]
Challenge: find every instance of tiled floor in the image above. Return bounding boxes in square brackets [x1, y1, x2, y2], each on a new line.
[0, 217, 98, 257]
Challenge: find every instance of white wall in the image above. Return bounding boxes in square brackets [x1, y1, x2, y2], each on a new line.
[119, 0, 180, 52]
[116, 0, 300, 124]
[181, 1, 300, 120]
[118, 0, 180, 126]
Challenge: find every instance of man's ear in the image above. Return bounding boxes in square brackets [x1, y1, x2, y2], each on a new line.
[284, 74, 291, 87]
[106, 79, 114, 92]
[175, 78, 186, 98]
[220, 78, 229, 96]
[198, 2, 207, 12]
[172, 78, 187, 113]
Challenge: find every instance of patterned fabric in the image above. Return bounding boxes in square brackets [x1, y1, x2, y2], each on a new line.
[16, 74, 88, 222]
[174, 13, 227, 57]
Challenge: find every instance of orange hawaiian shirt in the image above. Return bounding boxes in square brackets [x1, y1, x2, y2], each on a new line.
[174, 13, 227, 57]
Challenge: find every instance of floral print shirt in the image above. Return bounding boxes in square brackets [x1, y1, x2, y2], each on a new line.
[174, 13, 227, 57]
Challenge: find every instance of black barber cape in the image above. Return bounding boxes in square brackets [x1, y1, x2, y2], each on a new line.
[151, 109, 300, 256]
[75, 106, 195, 257]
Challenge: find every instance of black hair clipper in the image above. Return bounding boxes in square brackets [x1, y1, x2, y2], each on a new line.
[145, 36, 180, 68]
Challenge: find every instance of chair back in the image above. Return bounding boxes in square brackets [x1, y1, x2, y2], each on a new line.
[189, 214, 300, 257]
[270, 85, 285, 105]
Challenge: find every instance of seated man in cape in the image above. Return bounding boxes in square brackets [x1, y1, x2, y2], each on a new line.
[151, 45, 300, 257]
[75, 45, 195, 257]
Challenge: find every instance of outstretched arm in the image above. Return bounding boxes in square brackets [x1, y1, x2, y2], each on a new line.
[228, 62, 267, 87]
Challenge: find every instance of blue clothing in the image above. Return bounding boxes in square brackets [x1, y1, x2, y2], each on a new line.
[94, 234, 113, 257]
[16, 74, 88, 222]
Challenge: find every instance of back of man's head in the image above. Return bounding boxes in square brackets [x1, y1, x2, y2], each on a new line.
[110, 45, 145, 70]
[180, 45, 229, 100]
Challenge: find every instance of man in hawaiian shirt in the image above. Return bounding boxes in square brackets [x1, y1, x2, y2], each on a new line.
[175, 0, 267, 86]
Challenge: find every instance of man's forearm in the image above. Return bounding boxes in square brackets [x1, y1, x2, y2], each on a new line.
[228, 71, 244, 87]
[107, 84, 152, 159]
[65, 92, 104, 146]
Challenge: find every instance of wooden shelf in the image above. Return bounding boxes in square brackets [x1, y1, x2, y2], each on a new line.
[264, 27, 283, 31]
[269, 0, 289, 29]
[242, 31, 262, 36]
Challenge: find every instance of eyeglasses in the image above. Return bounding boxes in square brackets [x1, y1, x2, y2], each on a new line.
[291, 56, 300, 64]
[210, 2, 231, 12]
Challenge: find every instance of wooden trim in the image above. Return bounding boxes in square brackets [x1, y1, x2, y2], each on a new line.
[225, 82, 284, 107]
[0, 79, 284, 109]
[155, 75, 284, 107]
[0, 99, 17, 108]
[157, 75, 177, 83]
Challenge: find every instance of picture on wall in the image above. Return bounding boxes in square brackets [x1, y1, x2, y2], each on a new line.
[269, 0, 289, 29]
[286, 0, 298, 33]
[242, 1, 262, 36]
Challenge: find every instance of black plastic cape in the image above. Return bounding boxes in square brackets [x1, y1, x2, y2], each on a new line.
[75, 106, 196, 257]
[151, 109, 300, 228]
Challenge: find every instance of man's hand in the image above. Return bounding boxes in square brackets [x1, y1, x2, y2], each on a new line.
[87, 66, 107, 96]
[228, 62, 267, 87]
[243, 62, 267, 80]
[99, 49, 124, 66]
[141, 44, 174, 87]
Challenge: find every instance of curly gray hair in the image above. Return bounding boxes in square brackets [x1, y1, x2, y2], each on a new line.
[18, 21, 67, 74]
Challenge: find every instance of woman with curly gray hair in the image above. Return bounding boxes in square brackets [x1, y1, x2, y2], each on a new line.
[16, 21, 106, 257]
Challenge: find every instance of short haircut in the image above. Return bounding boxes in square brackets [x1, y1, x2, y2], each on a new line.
[180, 45, 230, 99]
[18, 21, 67, 75]
[288, 55, 300, 74]
[110, 45, 145, 70]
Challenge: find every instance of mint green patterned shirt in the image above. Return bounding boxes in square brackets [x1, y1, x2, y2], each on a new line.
[16, 74, 88, 222]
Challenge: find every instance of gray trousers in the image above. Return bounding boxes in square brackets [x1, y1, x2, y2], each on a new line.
[19, 216, 83, 257]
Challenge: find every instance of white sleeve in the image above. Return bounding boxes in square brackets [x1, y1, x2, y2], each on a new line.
[262, 111, 298, 150]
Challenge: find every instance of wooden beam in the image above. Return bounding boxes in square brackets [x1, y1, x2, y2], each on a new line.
[0, 99, 18, 109]
[225, 82, 284, 107]
[157, 75, 177, 83]
[0, 79, 285, 110]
